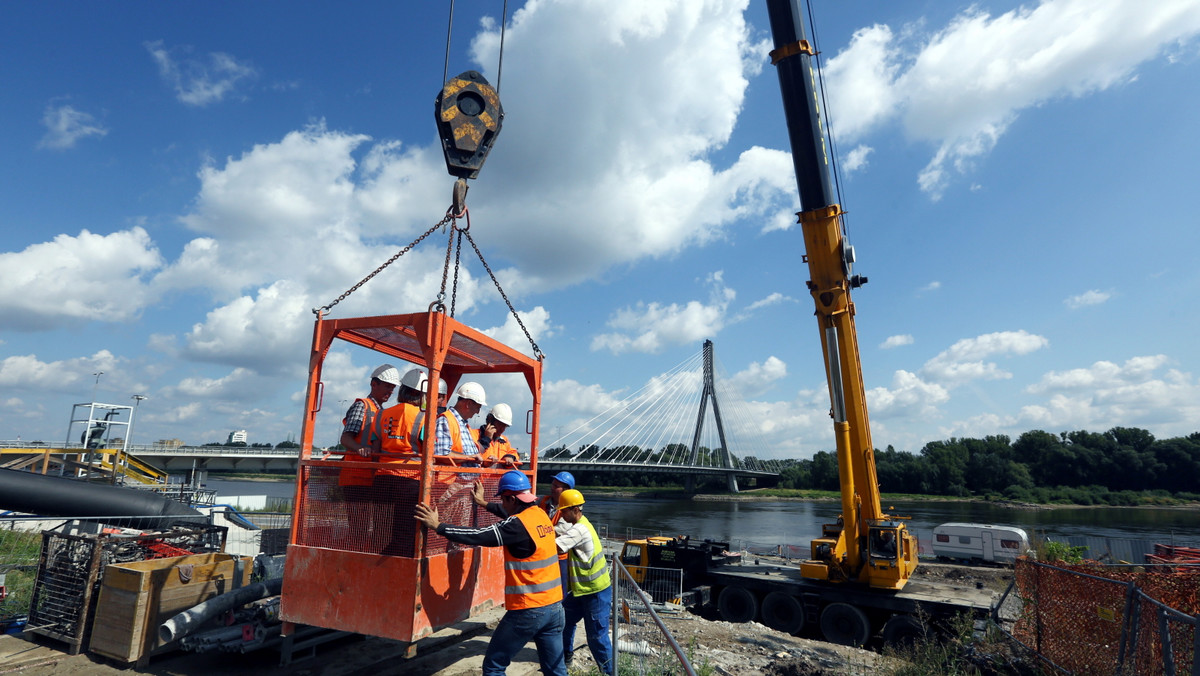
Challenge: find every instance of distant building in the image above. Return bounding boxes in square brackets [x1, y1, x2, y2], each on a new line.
[228, 430, 248, 444]
[155, 438, 185, 449]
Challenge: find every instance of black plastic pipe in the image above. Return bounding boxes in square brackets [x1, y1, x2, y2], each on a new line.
[0, 467, 203, 526]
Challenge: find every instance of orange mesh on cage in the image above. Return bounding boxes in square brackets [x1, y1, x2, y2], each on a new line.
[1013, 559, 1199, 676]
[293, 463, 505, 559]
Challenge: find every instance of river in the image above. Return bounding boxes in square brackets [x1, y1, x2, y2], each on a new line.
[205, 478, 1197, 550]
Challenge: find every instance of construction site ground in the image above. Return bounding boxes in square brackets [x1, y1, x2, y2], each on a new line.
[0, 563, 1014, 676]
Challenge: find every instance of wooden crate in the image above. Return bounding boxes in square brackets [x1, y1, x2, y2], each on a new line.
[89, 552, 251, 664]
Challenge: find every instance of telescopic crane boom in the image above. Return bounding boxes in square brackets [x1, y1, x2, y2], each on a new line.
[765, 0, 918, 590]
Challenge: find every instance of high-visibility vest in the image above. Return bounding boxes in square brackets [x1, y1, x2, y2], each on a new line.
[376, 402, 420, 476]
[504, 506, 564, 610]
[564, 515, 611, 597]
[476, 429, 518, 463]
[338, 398, 379, 487]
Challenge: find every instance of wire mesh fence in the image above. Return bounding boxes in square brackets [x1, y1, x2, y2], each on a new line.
[1009, 558, 1199, 675]
[609, 558, 696, 676]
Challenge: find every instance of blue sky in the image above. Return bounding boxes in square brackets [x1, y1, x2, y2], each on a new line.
[3, 0, 1199, 459]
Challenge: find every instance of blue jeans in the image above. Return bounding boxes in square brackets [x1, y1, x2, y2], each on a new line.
[483, 601, 566, 676]
[563, 586, 613, 675]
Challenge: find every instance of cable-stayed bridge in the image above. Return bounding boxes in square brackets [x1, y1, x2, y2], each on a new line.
[539, 341, 785, 493]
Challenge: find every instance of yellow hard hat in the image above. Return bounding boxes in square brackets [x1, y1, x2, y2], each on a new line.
[558, 489, 584, 509]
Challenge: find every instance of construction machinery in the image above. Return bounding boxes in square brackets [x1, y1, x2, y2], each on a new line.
[608, 0, 997, 648]
[766, 0, 918, 590]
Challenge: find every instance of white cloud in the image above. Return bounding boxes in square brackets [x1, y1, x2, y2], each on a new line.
[480, 306, 557, 360]
[38, 103, 107, 150]
[1065, 289, 1112, 309]
[823, 0, 1200, 198]
[145, 40, 257, 106]
[0, 350, 122, 394]
[867, 369, 950, 419]
[920, 330, 1049, 385]
[464, 0, 799, 275]
[1018, 355, 1200, 434]
[177, 280, 315, 375]
[0, 229, 163, 330]
[880, 334, 914, 349]
[591, 272, 735, 354]
[842, 144, 874, 174]
[919, 281, 941, 293]
[726, 356, 787, 396]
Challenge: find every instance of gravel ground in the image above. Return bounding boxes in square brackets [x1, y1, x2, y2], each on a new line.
[0, 562, 1017, 676]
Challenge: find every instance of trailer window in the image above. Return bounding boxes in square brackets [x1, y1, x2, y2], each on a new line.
[936, 534, 949, 543]
[1000, 539, 1020, 549]
[958, 536, 971, 544]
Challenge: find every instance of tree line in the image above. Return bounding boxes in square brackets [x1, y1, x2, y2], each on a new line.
[548, 426, 1200, 503]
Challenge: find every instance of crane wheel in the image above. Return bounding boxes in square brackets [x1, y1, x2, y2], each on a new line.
[882, 614, 928, 648]
[760, 592, 805, 634]
[819, 602, 871, 647]
[716, 585, 758, 624]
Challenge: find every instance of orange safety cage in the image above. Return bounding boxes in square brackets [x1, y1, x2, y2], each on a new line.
[281, 308, 543, 643]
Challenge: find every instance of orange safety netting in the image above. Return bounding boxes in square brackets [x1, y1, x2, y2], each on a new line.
[1013, 558, 1199, 675]
[292, 464, 504, 558]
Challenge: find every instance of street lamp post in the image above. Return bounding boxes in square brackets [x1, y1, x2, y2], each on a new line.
[91, 371, 104, 403]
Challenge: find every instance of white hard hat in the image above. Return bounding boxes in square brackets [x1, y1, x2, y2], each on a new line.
[457, 381, 487, 407]
[438, 378, 448, 396]
[400, 368, 425, 390]
[371, 364, 400, 386]
[489, 403, 513, 426]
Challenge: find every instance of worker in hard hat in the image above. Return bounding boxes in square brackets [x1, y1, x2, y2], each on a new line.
[432, 381, 487, 465]
[537, 471, 575, 596]
[538, 471, 575, 518]
[416, 470, 566, 675]
[475, 403, 520, 466]
[372, 368, 426, 556]
[554, 489, 612, 674]
[337, 364, 399, 550]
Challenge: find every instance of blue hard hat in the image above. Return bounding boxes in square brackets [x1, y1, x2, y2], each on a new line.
[552, 472, 576, 489]
[496, 470, 531, 495]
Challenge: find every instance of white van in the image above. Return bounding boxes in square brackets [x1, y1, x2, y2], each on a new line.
[931, 523, 1030, 564]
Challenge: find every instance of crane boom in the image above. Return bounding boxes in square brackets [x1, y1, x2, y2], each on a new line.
[765, 0, 917, 589]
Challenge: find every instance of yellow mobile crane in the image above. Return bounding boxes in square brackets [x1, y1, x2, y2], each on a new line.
[764, 0, 919, 592]
[622, 2, 997, 648]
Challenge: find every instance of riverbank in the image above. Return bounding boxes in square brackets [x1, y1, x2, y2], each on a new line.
[203, 473, 1200, 511]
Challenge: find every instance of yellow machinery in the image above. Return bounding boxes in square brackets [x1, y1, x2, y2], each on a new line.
[765, 0, 918, 590]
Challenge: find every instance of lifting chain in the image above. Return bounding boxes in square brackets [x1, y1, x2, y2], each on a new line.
[461, 225, 544, 361]
[315, 193, 543, 362]
[314, 212, 454, 316]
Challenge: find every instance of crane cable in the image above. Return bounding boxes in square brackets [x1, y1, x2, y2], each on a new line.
[442, 0, 510, 92]
[803, 0, 851, 239]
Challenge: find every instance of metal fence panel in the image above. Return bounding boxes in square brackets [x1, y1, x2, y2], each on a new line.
[611, 559, 696, 676]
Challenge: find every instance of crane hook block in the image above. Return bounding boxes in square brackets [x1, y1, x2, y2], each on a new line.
[436, 70, 504, 179]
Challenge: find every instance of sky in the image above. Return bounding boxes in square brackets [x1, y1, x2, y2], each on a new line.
[3, 0, 1200, 461]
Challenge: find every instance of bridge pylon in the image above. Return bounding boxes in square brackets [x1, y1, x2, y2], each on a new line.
[686, 340, 738, 493]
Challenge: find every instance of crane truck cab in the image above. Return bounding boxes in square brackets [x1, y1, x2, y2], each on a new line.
[621, 536, 740, 604]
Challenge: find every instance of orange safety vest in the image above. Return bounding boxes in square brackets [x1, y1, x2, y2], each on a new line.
[474, 429, 518, 464]
[536, 497, 568, 562]
[338, 397, 379, 487]
[376, 402, 420, 476]
[504, 506, 564, 610]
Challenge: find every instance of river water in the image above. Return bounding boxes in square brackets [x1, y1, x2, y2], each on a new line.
[206, 479, 1198, 550]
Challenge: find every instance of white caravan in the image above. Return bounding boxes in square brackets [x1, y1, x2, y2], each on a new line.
[931, 523, 1030, 564]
